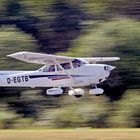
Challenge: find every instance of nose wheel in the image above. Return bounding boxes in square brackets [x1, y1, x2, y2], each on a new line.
[89, 84, 104, 96]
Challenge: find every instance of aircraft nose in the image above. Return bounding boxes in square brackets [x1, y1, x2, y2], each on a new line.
[104, 65, 116, 72]
[109, 65, 116, 71]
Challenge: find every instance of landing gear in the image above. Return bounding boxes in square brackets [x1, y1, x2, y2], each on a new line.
[89, 85, 104, 96]
[53, 94, 62, 97]
[74, 95, 82, 98]
[46, 87, 63, 97]
[95, 94, 101, 96]
[68, 88, 85, 98]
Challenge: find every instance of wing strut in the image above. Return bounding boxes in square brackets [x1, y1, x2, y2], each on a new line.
[54, 59, 75, 91]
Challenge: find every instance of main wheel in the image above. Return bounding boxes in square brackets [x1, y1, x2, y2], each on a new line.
[95, 94, 102, 96]
[74, 95, 82, 98]
[53, 94, 62, 97]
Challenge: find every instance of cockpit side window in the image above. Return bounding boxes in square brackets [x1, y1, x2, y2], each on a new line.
[43, 65, 55, 72]
[48, 65, 55, 72]
[61, 62, 71, 70]
[57, 62, 71, 71]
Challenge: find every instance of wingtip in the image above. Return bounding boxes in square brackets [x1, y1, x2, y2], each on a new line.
[6, 52, 21, 58]
[7, 54, 12, 57]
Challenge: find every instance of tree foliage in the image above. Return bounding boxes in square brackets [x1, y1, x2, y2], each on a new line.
[0, 0, 139, 128]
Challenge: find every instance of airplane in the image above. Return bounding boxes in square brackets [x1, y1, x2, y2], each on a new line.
[0, 51, 120, 98]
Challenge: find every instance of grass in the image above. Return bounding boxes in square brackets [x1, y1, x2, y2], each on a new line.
[0, 128, 139, 140]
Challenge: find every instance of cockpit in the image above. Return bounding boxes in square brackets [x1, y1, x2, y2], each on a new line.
[39, 59, 88, 72]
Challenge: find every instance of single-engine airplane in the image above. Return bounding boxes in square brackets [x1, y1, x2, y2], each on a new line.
[0, 51, 120, 98]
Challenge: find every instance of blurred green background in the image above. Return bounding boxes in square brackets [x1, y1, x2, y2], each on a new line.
[0, 0, 139, 129]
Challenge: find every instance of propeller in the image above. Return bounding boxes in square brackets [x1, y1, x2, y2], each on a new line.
[106, 69, 121, 87]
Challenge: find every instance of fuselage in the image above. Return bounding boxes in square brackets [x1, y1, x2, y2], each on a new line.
[0, 64, 113, 88]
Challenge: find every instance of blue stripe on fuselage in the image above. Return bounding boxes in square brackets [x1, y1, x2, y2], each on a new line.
[29, 75, 87, 80]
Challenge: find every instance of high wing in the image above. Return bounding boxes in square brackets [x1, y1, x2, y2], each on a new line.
[7, 51, 74, 65]
[7, 51, 120, 65]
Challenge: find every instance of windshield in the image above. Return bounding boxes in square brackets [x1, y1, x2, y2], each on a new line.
[72, 59, 86, 68]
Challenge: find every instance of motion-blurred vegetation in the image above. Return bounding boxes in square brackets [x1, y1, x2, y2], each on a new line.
[0, 0, 139, 128]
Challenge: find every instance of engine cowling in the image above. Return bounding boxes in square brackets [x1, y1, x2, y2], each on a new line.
[46, 87, 63, 96]
[89, 88, 104, 95]
[68, 88, 85, 96]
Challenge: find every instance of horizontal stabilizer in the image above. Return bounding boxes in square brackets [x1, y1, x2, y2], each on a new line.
[82, 57, 120, 63]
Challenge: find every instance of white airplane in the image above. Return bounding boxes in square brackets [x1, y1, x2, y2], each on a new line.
[0, 51, 120, 98]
